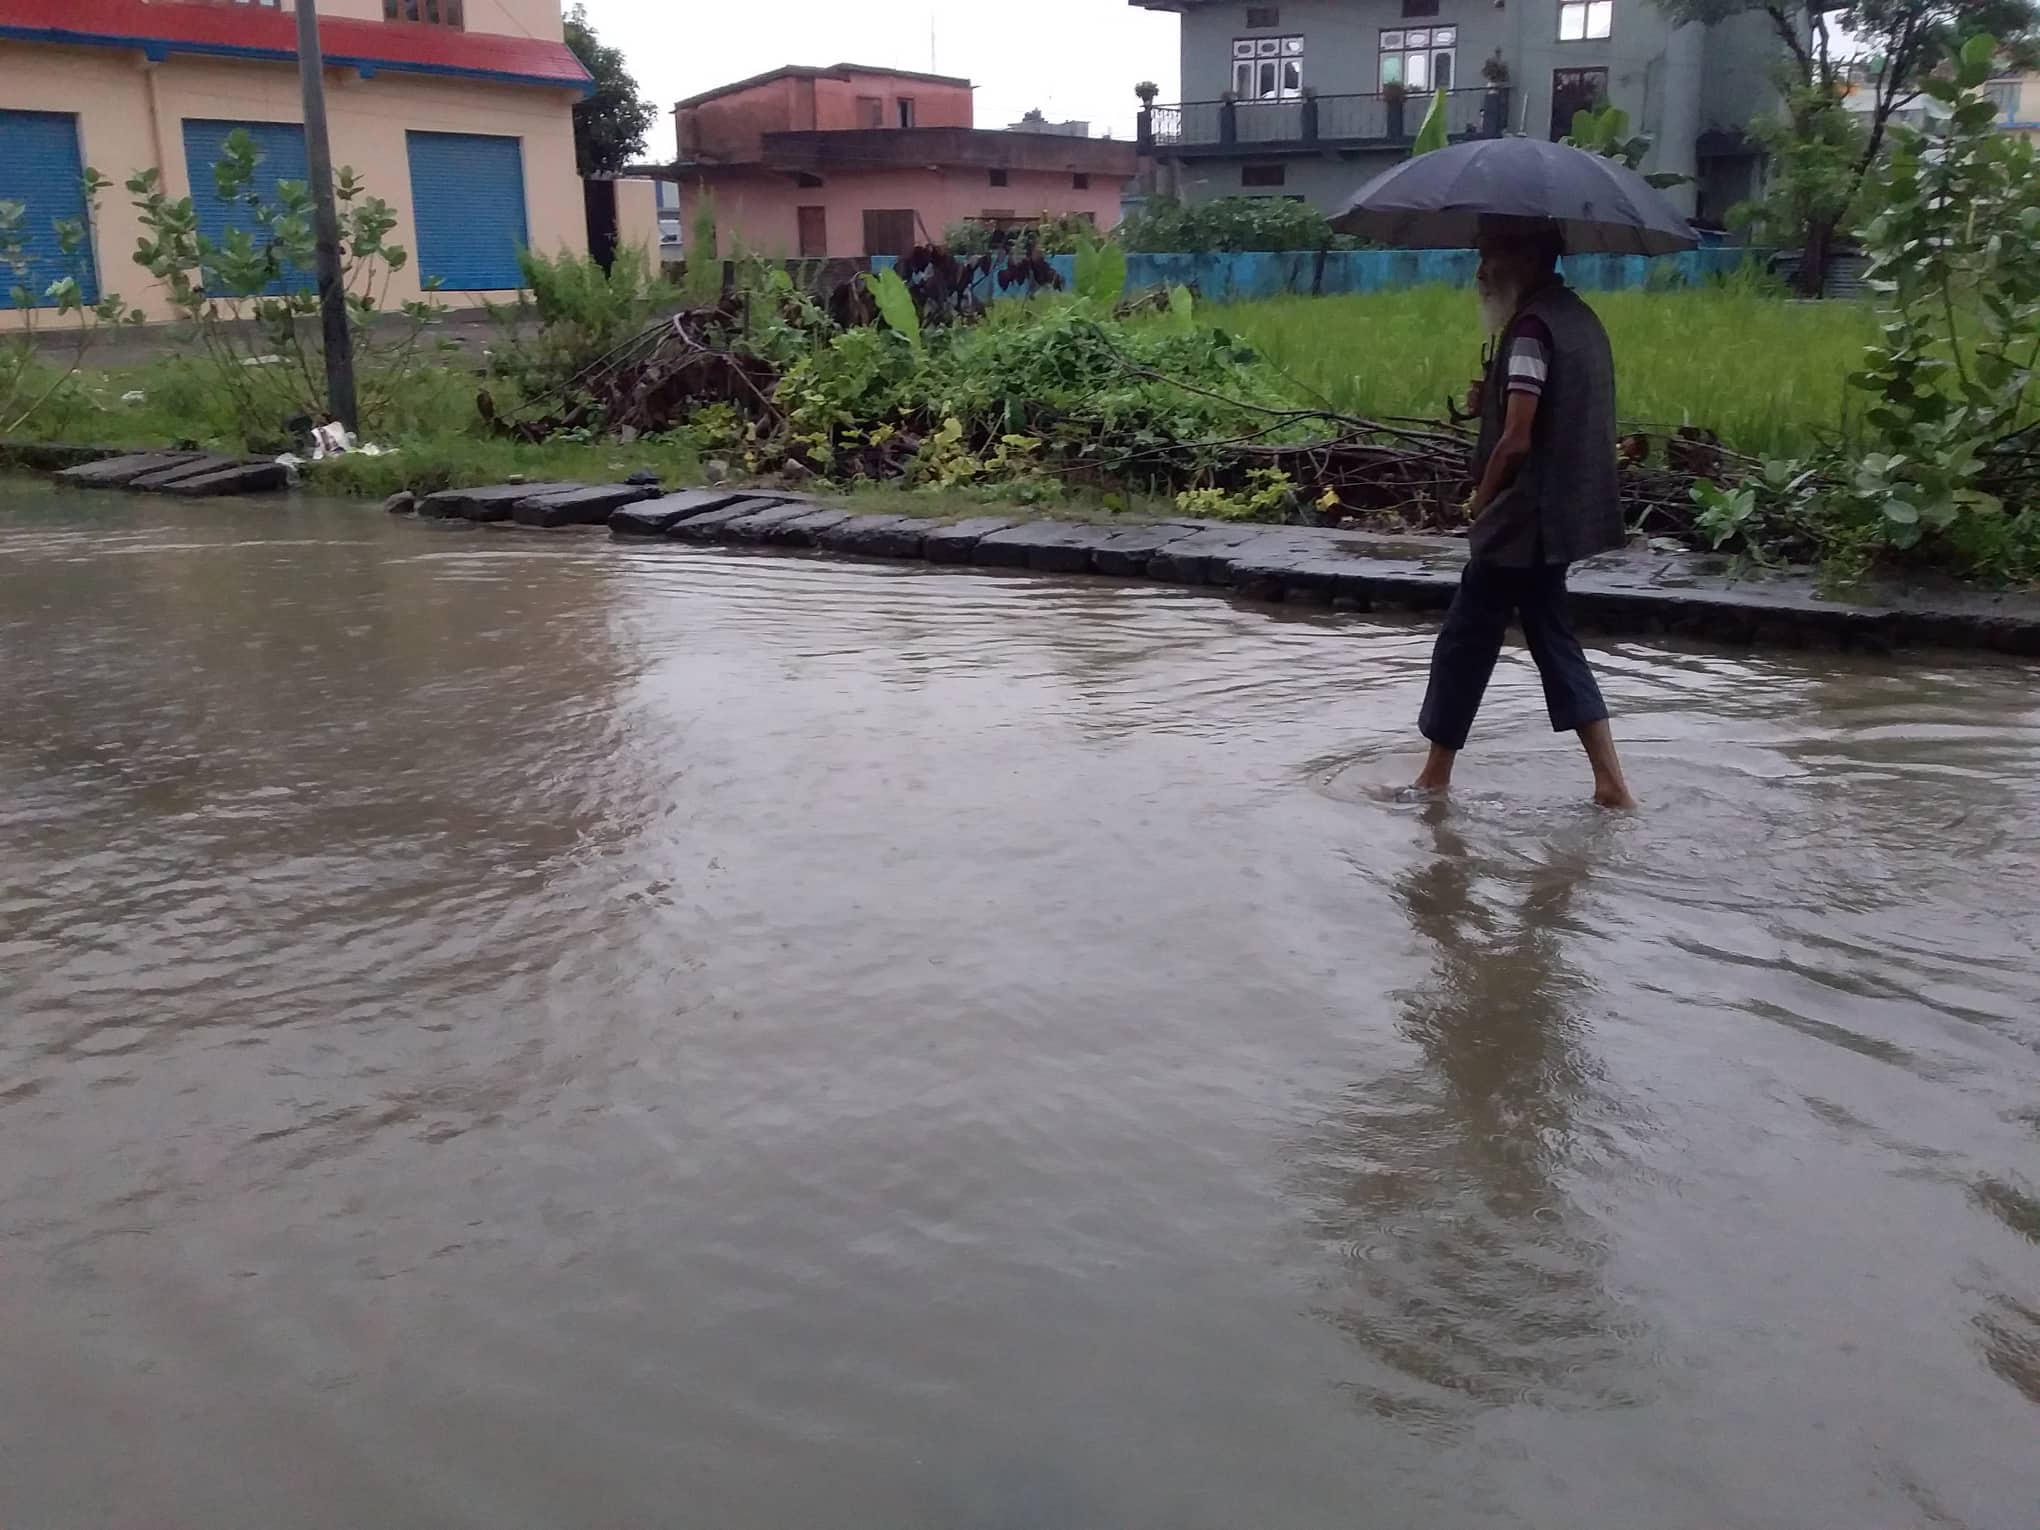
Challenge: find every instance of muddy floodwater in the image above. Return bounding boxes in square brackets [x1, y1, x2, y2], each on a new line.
[3, 487, 2039, 1530]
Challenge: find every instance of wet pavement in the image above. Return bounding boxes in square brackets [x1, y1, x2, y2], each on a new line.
[3, 487, 2038, 1529]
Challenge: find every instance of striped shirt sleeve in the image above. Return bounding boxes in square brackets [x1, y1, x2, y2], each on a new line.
[1504, 317, 1554, 398]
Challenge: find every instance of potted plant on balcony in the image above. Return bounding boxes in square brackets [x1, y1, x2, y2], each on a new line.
[1480, 52, 1511, 137]
[1382, 79, 1409, 142]
[1135, 81, 1160, 107]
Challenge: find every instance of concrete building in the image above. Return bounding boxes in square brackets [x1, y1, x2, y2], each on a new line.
[0, 0, 590, 326]
[1843, 67, 2040, 145]
[1131, 0, 1780, 224]
[1993, 71, 2040, 141]
[1006, 110, 1093, 137]
[668, 64, 1136, 258]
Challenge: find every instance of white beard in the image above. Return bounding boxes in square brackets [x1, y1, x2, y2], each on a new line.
[1478, 279, 1519, 340]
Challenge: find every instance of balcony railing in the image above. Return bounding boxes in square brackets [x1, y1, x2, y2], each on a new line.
[1140, 88, 1507, 154]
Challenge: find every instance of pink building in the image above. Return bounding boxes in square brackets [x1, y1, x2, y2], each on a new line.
[671, 64, 1135, 258]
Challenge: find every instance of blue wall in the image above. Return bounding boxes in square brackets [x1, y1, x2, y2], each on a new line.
[873, 246, 1755, 303]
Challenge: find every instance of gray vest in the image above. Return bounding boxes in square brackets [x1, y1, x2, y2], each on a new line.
[1468, 281, 1625, 568]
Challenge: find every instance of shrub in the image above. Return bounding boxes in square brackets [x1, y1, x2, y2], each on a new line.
[488, 244, 673, 402]
[1, 171, 138, 434]
[126, 128, 441, 444]
[1116, 195, 1356, 254]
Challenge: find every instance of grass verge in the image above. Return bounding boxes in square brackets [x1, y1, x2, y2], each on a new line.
[1213, 286, 1875, 460]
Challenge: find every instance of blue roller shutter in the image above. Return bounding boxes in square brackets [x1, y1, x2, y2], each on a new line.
[0, 110, 98, 309]
[405, 132, 528, 292]
[181, 119, 312, 295]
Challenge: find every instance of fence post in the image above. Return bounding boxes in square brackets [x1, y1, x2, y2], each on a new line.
[1219, 97, 1238, 146]
[1301, 92, 1319, 144]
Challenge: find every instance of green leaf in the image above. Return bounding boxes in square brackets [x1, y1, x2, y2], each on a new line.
[1959, 33, 1997, 87]
[860, 266, 922, 350]
[1073, 237, 1127, 306]
[1411, 88, 1451, 156]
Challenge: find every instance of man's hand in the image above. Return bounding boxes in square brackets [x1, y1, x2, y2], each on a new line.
[1463, 379, 1482, 418]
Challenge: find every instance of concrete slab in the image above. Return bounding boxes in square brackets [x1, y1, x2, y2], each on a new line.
[668, 498, 787, 541]
[719, 500, 820, 541]
[921, 517, 1014, 564]
[156, 461, 291, 497]
[758, 508, 854, 547]
[127, 454, 245, 490]
[1143, 525, 1269, 585]
[512, 483, 660, 528]
[57, 451, 208, 488]
[1091, 522, 1203, 577]
[816, 515, 932, 559]
[420, 482, 586, 521]
[971, 521, 1117, 574]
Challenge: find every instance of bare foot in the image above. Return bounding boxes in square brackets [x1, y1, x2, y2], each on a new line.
[1593, 781, 1639, 810]
[1576, 722, 1635, 811]
[1410, 743, 1456, 796]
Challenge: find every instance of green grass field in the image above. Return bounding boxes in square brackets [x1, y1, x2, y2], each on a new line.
[1214, 287, 1875, 459]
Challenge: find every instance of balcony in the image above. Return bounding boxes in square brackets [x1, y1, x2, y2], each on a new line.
[1139, 88, 1508, 156]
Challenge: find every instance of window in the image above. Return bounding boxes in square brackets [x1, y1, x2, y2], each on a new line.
[797, 206, 827, 258]
[383, 0, 464, 23]
[1550, 67, 1609, 137]
[1402, 0, 1438, 15]
[794, 172, 824, 188]
[1072, 172, 1090, 190]
[1378, 27, 1456, 91]
[856, 96, 884, 128]
[1559, 0, 1614, 40]
[862, 208, 917, 257]
[989, 168, 1009, 187]
[1241, 163, 1285, 187]
[1232, 35, 1304, 100]
[897, 98, 917, 128]
[1244, 5, 1279, 26]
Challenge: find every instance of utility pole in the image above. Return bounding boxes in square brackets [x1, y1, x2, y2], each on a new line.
[294, 0, 358, 433]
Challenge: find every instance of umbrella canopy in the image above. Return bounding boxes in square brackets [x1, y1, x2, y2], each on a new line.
[1331, 137, 1697, 256]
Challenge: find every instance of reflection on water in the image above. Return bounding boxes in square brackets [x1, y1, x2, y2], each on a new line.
[2, 485, 2039, 1530]
[1304, 809, 1640, 1423]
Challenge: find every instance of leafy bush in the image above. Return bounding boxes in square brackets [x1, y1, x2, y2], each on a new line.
[943, 213, 1099, 256]
[488, 244, 672, 401]
[2, 172, 138, 434]
[126, 128, 441, 443]
[1116, 195, 1356, 254]
[1695, 36, 2040, 583]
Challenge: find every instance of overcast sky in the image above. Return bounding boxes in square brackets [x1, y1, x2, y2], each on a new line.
[574, 0, 1183, 154]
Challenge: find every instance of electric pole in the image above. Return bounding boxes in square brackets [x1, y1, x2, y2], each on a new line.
[294, 0, 359, 433]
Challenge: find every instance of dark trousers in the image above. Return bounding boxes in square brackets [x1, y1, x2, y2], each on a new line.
[1418, 561, 1609, 752]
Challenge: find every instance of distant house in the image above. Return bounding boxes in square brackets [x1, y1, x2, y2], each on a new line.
[1841, 64, 2040, 145]
[665, 63, 1136, 258]
[1129, 0, 1781, 225]
[1007, 110, 1094, 137]
[1995, 71, 2040, 142]
[0, 0, 592, 325]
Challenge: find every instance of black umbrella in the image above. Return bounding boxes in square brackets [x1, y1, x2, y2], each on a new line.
[1330, 136, 1697, 256]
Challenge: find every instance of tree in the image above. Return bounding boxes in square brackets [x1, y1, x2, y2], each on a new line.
[563, 4, 658, 177]
[1656, 0, 2039, 291]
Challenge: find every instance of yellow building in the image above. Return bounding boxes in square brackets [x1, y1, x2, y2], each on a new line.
[1990, 71, 2040, 143]
[0, 0, 591, 326]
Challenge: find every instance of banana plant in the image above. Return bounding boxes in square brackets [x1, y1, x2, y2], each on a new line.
[1564, 104, 1690, 190]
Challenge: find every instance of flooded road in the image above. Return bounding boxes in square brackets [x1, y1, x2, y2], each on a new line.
[3, 486, 2038, 1529]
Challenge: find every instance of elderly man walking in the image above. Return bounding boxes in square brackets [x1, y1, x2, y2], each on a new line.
[1409, 220, 1637, 810]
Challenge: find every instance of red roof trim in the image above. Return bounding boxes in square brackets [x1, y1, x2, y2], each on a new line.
[0, 0, 592, 92]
